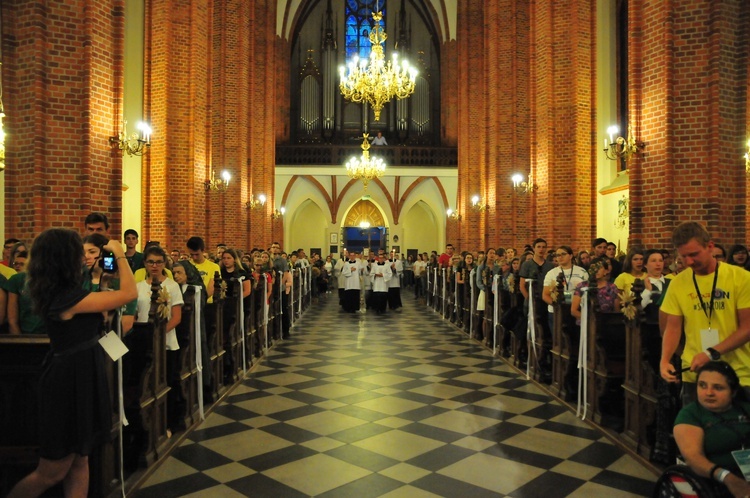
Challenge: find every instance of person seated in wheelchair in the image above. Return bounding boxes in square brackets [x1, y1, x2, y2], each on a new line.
[672, 361, 750, 497]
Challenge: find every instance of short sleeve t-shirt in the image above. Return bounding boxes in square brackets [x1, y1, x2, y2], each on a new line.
[191, 259, 221, 304]
[661, 263, 750, 385]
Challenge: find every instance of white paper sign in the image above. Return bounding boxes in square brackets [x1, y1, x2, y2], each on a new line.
[99, 330, 129, 361]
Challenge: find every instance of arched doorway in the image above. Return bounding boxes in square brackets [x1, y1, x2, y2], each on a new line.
[342, 199, 387, 256]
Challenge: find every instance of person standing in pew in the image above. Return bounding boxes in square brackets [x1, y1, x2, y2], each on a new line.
[542, 245, 588, 332]
[570, 257, 620, 323]
[660, 222, 750, 406]
[7, 229, 136, 498]
[135, 246, 184, 434]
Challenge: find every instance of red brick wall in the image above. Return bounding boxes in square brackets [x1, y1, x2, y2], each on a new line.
[629, 0, 749, 248]
[142, 0, 277, 253]
[3, 0, 124, 239]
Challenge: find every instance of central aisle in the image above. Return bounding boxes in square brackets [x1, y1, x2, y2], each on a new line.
[136, 294, 656, 497]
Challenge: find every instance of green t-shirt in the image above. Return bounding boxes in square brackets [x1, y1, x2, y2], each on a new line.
[126, 251, 145, 272]
[6, 272, 46, 334]
[675, 401, 750, 472]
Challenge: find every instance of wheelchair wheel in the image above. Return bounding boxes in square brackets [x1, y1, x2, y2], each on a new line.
[652, 465, 724, 498]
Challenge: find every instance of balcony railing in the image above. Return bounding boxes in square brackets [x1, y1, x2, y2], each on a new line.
[276, 144, 458, 167]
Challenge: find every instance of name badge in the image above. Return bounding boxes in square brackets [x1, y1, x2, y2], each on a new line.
[700, 328, 720, 352]
[732, 449, 750, 481]
[99, 330, 129, 361]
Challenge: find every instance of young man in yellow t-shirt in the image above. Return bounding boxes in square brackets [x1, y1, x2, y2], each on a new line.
[187, 236, 219, 303]
[661, 222, 750, 405]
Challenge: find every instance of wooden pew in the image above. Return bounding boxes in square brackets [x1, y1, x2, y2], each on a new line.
[482, 267, 495, 347]
[585, 285, 627, 431]
[462, 267, 472, 333]
[528, 280, 552, 384]
[551, 273, 579, 401]
[621, 279, 663, 458]
[210, 271, 227, 399]
[175, 286, 198, 429]
[0, 336, 52, 492]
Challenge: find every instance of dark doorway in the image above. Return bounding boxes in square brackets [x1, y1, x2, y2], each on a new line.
[343, 226, 385, 255]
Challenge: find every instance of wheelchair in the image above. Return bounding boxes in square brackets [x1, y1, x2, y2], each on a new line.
[652, 465, 730, 498]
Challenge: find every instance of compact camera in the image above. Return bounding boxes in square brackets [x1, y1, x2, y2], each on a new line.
[99, 250, 117, 273]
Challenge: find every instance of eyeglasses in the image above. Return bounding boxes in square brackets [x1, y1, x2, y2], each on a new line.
[146, 260, 165, 266]
[555, 253, 569, 257]
[714, 255, 726, 260]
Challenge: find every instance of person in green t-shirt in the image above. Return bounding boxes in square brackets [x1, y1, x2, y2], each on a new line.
[674, 361, 750, 497]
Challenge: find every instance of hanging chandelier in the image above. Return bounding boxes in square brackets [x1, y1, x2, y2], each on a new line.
[339, 10, 417, 121]
[346, 134, 386, 188]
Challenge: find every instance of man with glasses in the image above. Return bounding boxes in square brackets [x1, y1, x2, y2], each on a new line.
[542, 245, 588, 330]
[1, 238, 19, 267]
[711, 243, 727, 262]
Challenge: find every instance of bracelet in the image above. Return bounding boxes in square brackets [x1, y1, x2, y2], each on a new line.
[709, 464, 720, 480]
[717, 469, 731, 483]
[116, 256, 127, 261]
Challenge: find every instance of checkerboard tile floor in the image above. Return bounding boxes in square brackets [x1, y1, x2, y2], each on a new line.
[135, 294, 657, 497]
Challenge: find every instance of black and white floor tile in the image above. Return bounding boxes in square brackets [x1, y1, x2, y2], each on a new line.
[135, 293, 657, 497]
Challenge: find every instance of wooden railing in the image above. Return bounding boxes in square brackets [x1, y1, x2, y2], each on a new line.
[276, 144, 458, 167]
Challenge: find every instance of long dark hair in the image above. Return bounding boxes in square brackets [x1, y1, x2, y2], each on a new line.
[28, 228, 85, 316]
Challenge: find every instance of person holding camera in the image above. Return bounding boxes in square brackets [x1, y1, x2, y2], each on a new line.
[7, 229, 137, 498]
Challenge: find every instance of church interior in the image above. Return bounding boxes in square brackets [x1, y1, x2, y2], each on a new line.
[0, 0, 748, 496]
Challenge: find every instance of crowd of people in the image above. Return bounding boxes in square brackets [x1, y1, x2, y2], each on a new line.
[2, 213, 316, 498]
[8, 214, 750, 497]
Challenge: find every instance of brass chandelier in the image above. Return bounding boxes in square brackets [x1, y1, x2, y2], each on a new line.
[346, 134, 386, 188]
[339, 10, 417, 121]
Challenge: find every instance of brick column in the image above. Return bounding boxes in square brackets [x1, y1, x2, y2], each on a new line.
[3, 0, 125, 238]
[629, 0, 749, 247]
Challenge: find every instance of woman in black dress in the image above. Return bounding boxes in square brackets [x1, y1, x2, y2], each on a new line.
[8, 228, 137, 498]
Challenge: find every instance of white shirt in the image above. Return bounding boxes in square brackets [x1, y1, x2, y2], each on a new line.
[370, 262, 392, 292]
[543, 264, 588, 312]
[136, 278, 184, 350]
[388, 259, 403, 288]
[342, 260, 362, 290]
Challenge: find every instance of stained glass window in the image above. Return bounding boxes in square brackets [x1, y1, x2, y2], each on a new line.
[345, 0, 386, 60]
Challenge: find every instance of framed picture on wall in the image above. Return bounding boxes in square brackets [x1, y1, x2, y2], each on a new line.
[330, 232, 338, 244]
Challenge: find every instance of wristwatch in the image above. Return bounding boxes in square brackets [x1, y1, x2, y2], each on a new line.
[706, 347, 721, 361]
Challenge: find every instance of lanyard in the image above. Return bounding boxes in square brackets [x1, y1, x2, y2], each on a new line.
[692, 262, 719, 328]
[561, 266, 574, 290]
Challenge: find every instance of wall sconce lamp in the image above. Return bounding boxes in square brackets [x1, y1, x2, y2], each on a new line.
[110, 120, 152, 156]
[744, 139, 750, 173]
[246, 193, 266, 209]
[271, 207, 285, 220]
[446, 208, 460, 221]
[205, 169, 230, 192]
[512, 174, 537, 195]
[604, 123, 644, 162]
[470, 195, 487, 212]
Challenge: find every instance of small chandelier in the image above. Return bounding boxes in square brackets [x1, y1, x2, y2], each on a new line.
[205, 168, 230, 192]
[246, 194, 266, 210]
[512, 174, 538, 195]
[110, 120, 152, 156]
[346, 134, 386, 188]
[604, 123, 642, 162]
[339, 10, 417, 121]
[470, 195, 487, 212]
[271, 207, 285, 220]
[744, 139, 749, 173]
[446, 208, 460, 221]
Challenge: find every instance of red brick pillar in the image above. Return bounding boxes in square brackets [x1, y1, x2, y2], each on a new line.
[528, 0, 596, 249]
[629, 0, 749, 247]
[3, 0, 125, 238]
